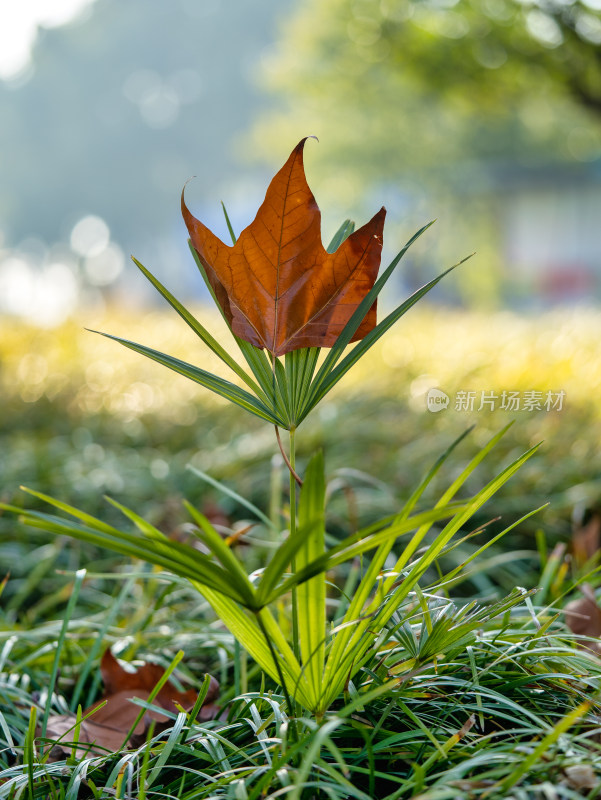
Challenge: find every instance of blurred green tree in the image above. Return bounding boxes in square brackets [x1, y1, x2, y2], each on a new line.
[249, 0, 601, 305]
[251, 0, 601, 183]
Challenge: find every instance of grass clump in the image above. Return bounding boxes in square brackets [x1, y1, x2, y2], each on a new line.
[2, 574, 601, 798]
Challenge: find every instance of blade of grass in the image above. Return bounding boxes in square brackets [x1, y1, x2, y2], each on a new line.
[137, 721, 155, 800]
[326, 219, 355, 253]
[269, 502, 469, 603]
[255, 519, 321, 607]
[320, 429, 473, 689]
[186, 464, 275, 530]
[187, 241, 289, 423]
[6, 504, 250, 604]
[221, 201, 237, 245]
[193, 583, 304, 702]
[17, 492, 245, 594]
[41, 568, 86, 737]
[119, 651, 185, 750]
[72, 575, 136, 711]
[146, 712, 187, 787]
[497, 700, 591, 794]
[440, 506, 546, 589]
[188, 673, 214, 725]
[324, 443, 541, 707]
[24, 705, 36, 800]
[184, 502, 259, 608]
[66, 705, 82, 767]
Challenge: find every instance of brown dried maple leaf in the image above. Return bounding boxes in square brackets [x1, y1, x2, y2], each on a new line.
[94, 649, 218, 716]
[42, 649, 219, 760]
[182, 138, 386, 357]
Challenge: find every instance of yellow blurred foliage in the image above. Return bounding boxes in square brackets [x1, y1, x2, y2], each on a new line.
[1, 306, 600, 422]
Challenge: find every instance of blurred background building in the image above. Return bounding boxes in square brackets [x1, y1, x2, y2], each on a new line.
[0, 0, 600, 325]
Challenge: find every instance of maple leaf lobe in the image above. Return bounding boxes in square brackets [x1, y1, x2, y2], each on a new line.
[183, 138, 386, 356]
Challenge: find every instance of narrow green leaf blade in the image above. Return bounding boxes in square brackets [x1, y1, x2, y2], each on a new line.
[326, 219, 355, 253]
[195, 584, 306, 702]
[221, 201, 237, 245]
[270, 502, 468, 602]
[325, 442, 543, 703]
[7, 506, 248, 603]
[13, 490, 253, 602]
[186, 464, 275, 530]
[184, 501, 258, 609]
[303, 257, 469, 418]
[131, 256, 268, 400]
[256, 519, 321, 607]
[187, 240, 289, 424]
[90, 330, 286, 425]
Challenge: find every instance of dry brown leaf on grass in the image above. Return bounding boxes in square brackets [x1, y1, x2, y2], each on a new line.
[562, 763, 598, 790]
[42, 649, 219, 761]
[565, 584, 601, 655]
[182, 137, 386, 356]
[572, 506, 601, 567]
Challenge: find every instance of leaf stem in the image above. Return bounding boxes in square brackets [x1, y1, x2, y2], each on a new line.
[275, 426, 303, 487]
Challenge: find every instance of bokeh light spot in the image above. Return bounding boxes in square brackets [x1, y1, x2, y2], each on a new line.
[70, 215, 110, 258]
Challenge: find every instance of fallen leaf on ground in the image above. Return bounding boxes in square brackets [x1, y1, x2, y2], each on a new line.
[565, 584, 601, 654]
[572, 506, 601, 566]
[563, 763, 598, 790]
[183, 137, 386, 356]
[42, 649, 219, 760]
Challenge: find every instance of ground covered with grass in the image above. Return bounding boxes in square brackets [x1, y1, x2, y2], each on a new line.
[2, 306, 601, 798]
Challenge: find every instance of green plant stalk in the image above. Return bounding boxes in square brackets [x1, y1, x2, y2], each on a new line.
[233, 640, 242, 697]
[73, 575, 135, 711]
[269, 452, 284, 537]
[289, 427, 300, 667]
[138, 721, 155, 800]
[286, 424, 310, 723]
[67, 704, 82, 767]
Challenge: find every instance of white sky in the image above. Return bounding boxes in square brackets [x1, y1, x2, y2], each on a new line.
[0, 0, 96, 80]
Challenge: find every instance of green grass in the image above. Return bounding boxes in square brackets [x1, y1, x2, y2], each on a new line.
[2, 573, 601, 798]
[2, 307, 601, 797]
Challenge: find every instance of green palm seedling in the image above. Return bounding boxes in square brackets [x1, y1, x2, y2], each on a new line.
[1, 139, 540, 720]
[5, 428, 540, 718]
